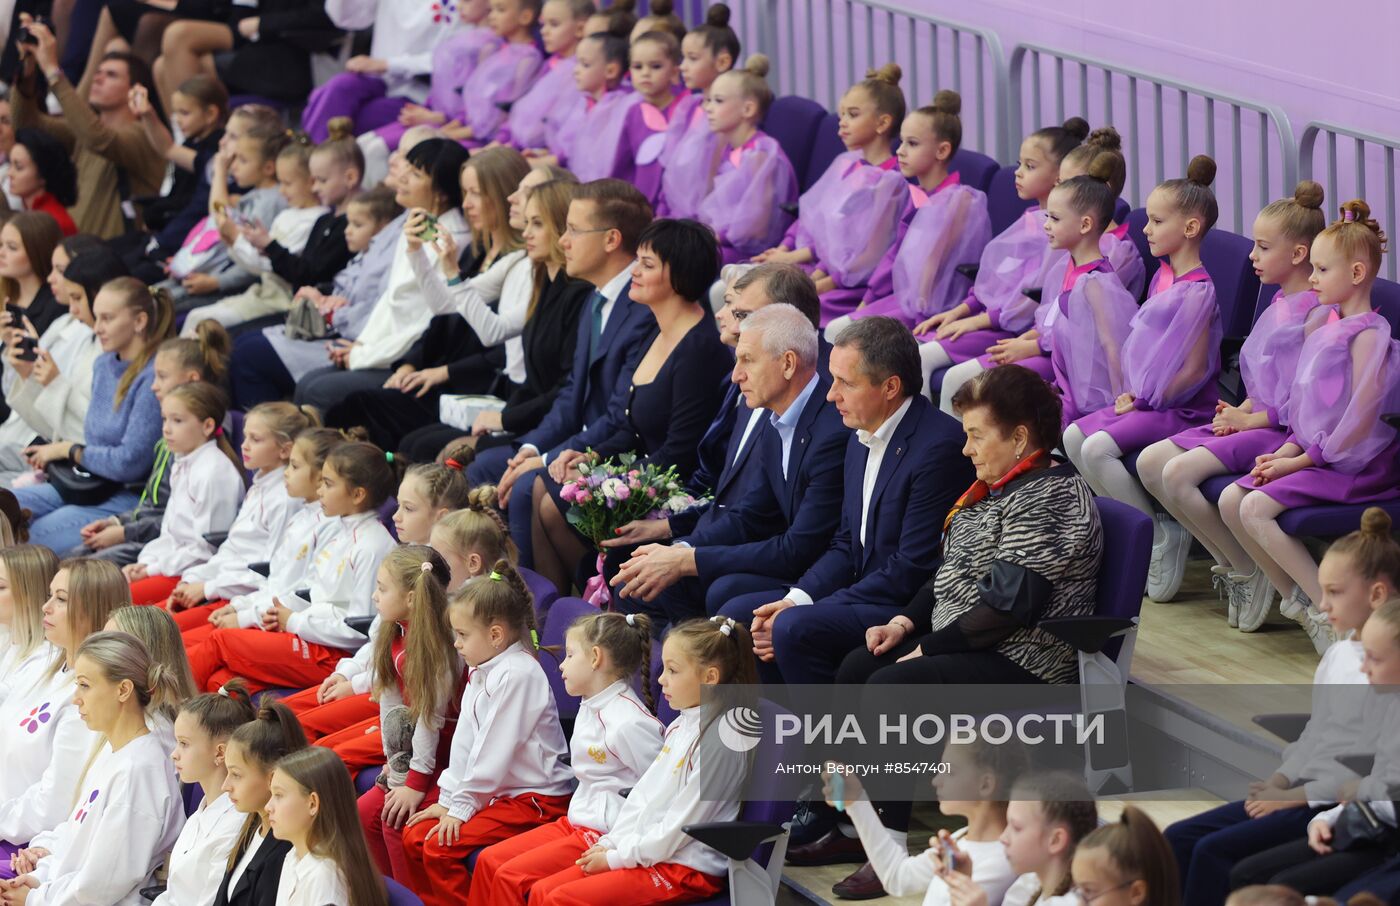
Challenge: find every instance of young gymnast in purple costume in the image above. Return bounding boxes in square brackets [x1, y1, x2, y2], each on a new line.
[661, 57, 796, 264]
[913, 117, 1089, 384]
[541, 29, 640, 181]
[1217, 200, 1400, 634]
[1065, 155, 1224, 552]
[752, 65, 910, 326]
[1138, 181, 1327, 617]
[395, 0, 496, 135]
[494, 0, 594, 151]
[656, 3, 740, 216]
[445, 0, 545, 145]
[612, 30, 690, 205]
[824, 90, 992, 339]
[1059, 128, 1146, 298]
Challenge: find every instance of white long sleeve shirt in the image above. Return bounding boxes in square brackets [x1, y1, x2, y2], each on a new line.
[323, 0, 463, 102]
[848, 803, 1014, 905]
[0, 655, 98, 843]
[27, 733, 183, 906]
[598, 705, 747, 876]
[438, 643, 573, 822]
[408, 246, 532, 383]
[568, 681, 664, 833]
[138, 440, 246, 577]
[348, 209, 471, 371]
[5, 315, 99, 443]
[229, 503, 331, 628]
[151, 792, 242, 906]
[1311, 689, 1400, 831]
[283, 511, 394, 651]
[1275, 632, 1367, 805]
[332, 615, 381, 695]
[0, 640, 46, 707]
[182, 468, 299, 600]
[274, 851, 347, 906]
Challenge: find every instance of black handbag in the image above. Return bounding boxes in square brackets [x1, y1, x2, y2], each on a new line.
[1330, 800, 1398, 852]
[46, 461, 121, 506]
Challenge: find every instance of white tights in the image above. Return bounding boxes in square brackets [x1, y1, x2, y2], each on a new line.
[1062, 425, 1159, 520]
[1218, 483, 1320, 602]
[1136, 440, 1254, 572]
[939, 358, 985, 417]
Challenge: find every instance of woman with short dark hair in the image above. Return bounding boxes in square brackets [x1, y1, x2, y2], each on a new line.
[9, 128, 78, 236]
[530, 218, 733, 594]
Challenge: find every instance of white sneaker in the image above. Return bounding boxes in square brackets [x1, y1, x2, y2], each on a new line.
[1211, 569, 1238, 627]
[1302, 606, 1336, 655]
[1147, 515, 1192, 602]
[1280, 586, 1312, 624]
[1232, 569, 1277, 633]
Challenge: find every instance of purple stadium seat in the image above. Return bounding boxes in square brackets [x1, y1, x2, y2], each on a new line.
[227, 410, 246, 462]
[385, 877, 423, 906]
[379, 497, 398, 539]
[520, 566, 559, 621]
[541, 596, 595, 718]
[181, 782, 203, 817]
[985, 166, 1037, 236]
[649, 638, 680, 725]
[1200, 229, 1264, 338]
[803, 113, 844, 193]
[1113, 197, 1131, 225]
[1372, 276, 1400, 331]
[356, 766, 379, 796]
[948, 148, 998, 192]
[761, 96, 826, 190]
[1124, 208, 1162, 298]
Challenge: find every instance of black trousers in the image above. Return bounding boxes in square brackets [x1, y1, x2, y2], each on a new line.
[1230, 837, 1394, 895]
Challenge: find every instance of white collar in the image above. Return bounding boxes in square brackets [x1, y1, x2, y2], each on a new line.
[471, 640, 528, 682]
[857, 396, 913, 448]
[597, 263, 636, 305]
[581, 679, 630, 712]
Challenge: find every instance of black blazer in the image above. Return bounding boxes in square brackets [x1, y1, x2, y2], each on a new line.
[499, 268, 591, 435]
[266, 211, 351, 292]
[214, 831, 293, 906]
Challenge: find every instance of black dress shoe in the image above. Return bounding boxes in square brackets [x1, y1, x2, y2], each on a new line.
[785, 829, 867, 867]
[789, 799, 839, 847]
[832, 862, 887, 900]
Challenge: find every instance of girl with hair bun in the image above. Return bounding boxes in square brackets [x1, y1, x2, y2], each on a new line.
[0, 631, 184, 906]
[655, 3, 740, 212]
[1064, 156, 1223, 574]
[1166, 507, 1400, 904]
[495, 0, 597, 152]
[914, 116, 1090, 379]
[1059, 127, 1146, 297]
[662, 54, 799, 263]
[753, 64, 911, 326]
[1218, 199, 1400, 635]
[1139, 181, 1327, 609]
[827, 88, 994, 336]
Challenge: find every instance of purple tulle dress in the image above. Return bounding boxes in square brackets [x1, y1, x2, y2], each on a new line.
[657, 96, 710, 217]
[1073, 264, 1222, 452]
[369, 27, 499, 152]
[494, 54, 577, 149]
[1045, 258, 1139, 424]
[1103, 223, 1147, 299]
[851, 173, 993, 329]
[613, 92, 692, 207]
[1171, 289, 1322, 470]
[686, 133, 799, 265]
[456, 41, 543, 140]
[782, 153, 909, 325]
[1235, 307, 1400, 507]
[555, 89, 642, 181]
[918, 207, 1055, 362]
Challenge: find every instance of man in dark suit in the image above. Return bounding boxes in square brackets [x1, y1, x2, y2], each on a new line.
[466, 180, 657, 561]
[607, 304, 848, 626]
[719, 316, 974, 685]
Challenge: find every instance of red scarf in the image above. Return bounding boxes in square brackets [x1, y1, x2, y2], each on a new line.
[943, 450, 1050, 535]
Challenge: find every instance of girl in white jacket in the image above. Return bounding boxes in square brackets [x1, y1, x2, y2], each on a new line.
[266, 747, 388, 906]
[0, 559, 127, 868]
[124, 383, 247, 601]
[152, 687, 258, 906]
[186, 441, 396, 693]
[162, 403, 318, 620]
[0, 631, 184, 906]
[471, 609, 665, 906]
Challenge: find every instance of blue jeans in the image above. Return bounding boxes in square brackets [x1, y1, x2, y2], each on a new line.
[14, 484, 142, 555]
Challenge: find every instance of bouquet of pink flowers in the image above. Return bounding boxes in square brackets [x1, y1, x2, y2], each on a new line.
[561, 452, 703, 548]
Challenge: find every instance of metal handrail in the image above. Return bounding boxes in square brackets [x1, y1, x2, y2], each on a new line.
[1300, 122, 1400, 281]
[1009, 42, 1297, 232]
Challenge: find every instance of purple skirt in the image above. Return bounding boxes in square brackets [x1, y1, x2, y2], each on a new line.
[0, 840, 23, 879]
[1236, 437, 1400, 509]
[1075, 386, 1217, 455]
[817, 286, 867, 327]
[918, 327, 1012, 364]
[1172, 425, 1289, 472]
[977, 350, 1052, 378]
[848, 293, 913, 328]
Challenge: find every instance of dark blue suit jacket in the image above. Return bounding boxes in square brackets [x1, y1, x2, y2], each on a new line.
[669, 379, 767, 538]
[689, 373, 848, 582]
[516, 278, 656, 459]
[792, 394, 972, 609]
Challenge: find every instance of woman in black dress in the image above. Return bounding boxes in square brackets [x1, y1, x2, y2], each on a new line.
[530, 218, 732, 594]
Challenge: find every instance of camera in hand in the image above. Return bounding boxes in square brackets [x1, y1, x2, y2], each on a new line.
[15, 336, 39, 363]
[18, 17, 49, 45]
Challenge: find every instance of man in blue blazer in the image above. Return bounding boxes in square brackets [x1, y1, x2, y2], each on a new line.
[608, 304, 848, 625]
[720, 316, 974, 685]
[465, 180, 657, 560]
